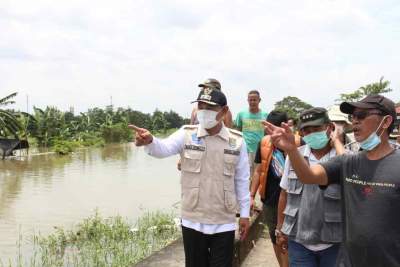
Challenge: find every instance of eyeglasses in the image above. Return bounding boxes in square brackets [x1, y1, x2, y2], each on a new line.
[348, 110, 383, 122]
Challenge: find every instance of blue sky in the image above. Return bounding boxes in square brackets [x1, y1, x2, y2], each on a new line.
[1, 0, 399, 118]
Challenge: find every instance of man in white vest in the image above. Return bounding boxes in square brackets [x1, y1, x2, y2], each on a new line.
[132, 88, 250, 267]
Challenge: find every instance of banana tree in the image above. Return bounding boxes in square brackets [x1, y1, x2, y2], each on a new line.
[0, 92, 22, 138]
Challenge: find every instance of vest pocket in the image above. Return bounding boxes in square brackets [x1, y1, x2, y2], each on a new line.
[223, 180, 237, 212]
[182, 187, 200, 210]
[321, 210, 342, 242]
[223, 154, 238, 177]
[287, 172, 303, 194]
[282, 206, 298, 235]
[323, 184, 341, 199]
[322, 184, 342, 242]
[181, 150, 203, 173]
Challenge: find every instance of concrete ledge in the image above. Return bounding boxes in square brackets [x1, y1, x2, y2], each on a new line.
[135, 208, 266, 267]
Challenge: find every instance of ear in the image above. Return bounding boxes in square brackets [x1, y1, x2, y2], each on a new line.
[326, 122, 335, 136]
[381, 115, 393, 132]
[217, 106, 229, 120]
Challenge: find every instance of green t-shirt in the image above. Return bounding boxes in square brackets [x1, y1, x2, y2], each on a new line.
[235, 110, 268, 153]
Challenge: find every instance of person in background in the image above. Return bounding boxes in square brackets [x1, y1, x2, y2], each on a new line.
[132, 88, 250, 267]
[178, 78, 233, 171]
[235, 90, 268, 177]
[190, 78, 233, 128]
[287, 118, 297, 132]
[276, 108, 345, 267]
[327, 105, 359, 152]
[250, 110, 289, 267]
[264, 95, 400, 267]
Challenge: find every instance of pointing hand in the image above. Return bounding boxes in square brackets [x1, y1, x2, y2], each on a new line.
[262, 121, 297, 152]
[128, 124, 153, 146]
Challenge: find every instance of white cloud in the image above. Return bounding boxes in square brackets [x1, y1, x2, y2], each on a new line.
[0, 0, 399, 118]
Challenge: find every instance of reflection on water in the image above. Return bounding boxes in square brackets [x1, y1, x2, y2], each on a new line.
[0, 143, 180, 261]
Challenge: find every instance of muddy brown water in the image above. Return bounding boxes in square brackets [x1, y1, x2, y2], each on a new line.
[0, 143, 180, 262]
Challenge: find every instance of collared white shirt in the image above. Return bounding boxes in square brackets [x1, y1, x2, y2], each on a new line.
[280, 145, 337, 251]
[144, 125, 250, 234]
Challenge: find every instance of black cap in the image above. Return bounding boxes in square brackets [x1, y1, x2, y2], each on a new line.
[267, 111, 288, 127]
[298, 107, 330, 130]
[191, 88, 227, 106]
[340, 94, 396, 121]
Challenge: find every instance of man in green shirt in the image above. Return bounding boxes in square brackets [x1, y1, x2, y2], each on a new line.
[235, 90, 268, 177]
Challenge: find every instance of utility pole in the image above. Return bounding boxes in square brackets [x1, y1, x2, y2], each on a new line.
[26, 94, 29, 113]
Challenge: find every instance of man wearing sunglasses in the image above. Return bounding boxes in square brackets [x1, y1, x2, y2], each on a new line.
[263, 94, 400, 267]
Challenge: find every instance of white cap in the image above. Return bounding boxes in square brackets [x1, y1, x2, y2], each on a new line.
[327, 105, 350, 124]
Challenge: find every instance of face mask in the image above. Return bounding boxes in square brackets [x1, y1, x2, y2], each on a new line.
[303, 130, 330, 150]
[197, 110, 220, 129]
[359, 116, 388, 151]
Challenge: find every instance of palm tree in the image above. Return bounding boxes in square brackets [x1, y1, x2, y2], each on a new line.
[339, 76, 393, 102]
[0, 92, 22, 138]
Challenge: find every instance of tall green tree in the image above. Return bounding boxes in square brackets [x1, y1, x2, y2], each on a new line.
[338, 76, 392, 102]
[274, 96, 313, 120]
[31, 106, 65, 147]
[163, 110, 184, 129]
[152, 109, 167, 132]
[0, 92, 22, 138]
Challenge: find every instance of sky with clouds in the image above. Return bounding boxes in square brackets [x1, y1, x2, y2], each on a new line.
[1, 0, 399, 118]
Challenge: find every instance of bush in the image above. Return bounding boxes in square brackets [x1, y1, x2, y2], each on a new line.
[78, 132, 105, 147]
[101, 123, 132, 143]
[53, 140, 79, 155]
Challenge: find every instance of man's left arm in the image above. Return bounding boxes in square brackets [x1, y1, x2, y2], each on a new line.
[234, 141, 250, 240]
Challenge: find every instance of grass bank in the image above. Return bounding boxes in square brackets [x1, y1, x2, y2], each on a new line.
[2, 210, 180, 267]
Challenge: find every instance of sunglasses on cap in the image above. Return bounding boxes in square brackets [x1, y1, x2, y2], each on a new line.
[348, 110, 384, 122]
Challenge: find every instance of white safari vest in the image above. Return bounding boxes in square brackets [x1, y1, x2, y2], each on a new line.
[180, 125, 243, 224]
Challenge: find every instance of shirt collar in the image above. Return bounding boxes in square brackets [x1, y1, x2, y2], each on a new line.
[303, 144, 336, 161]
[196, 123, 229, 141]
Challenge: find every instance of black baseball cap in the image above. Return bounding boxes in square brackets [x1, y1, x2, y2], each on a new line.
[298, 107, 331, 130]
[191, 88, 227, 106]
[340, 94, 396, 121]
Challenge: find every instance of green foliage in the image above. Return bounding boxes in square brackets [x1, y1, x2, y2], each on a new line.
[0, 92, 22, 138]
[79, 133, 105, 147]
[11, 105, 187, 148]
[163, 110, 184, 129]
[274, 96, 313, 120]
[6, 210, 179, 267]
[31, 106, 66, 147]
[53, 140, 79, 155]
[152, 109, 167, 132]
[101, 123, 132, 143]
[339, 76, 392, 102]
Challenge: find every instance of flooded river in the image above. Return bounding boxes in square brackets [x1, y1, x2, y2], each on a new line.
[0, 143, 180, 262]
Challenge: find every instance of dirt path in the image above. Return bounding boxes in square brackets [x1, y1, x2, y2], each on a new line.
[242, 235, 279, 267]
